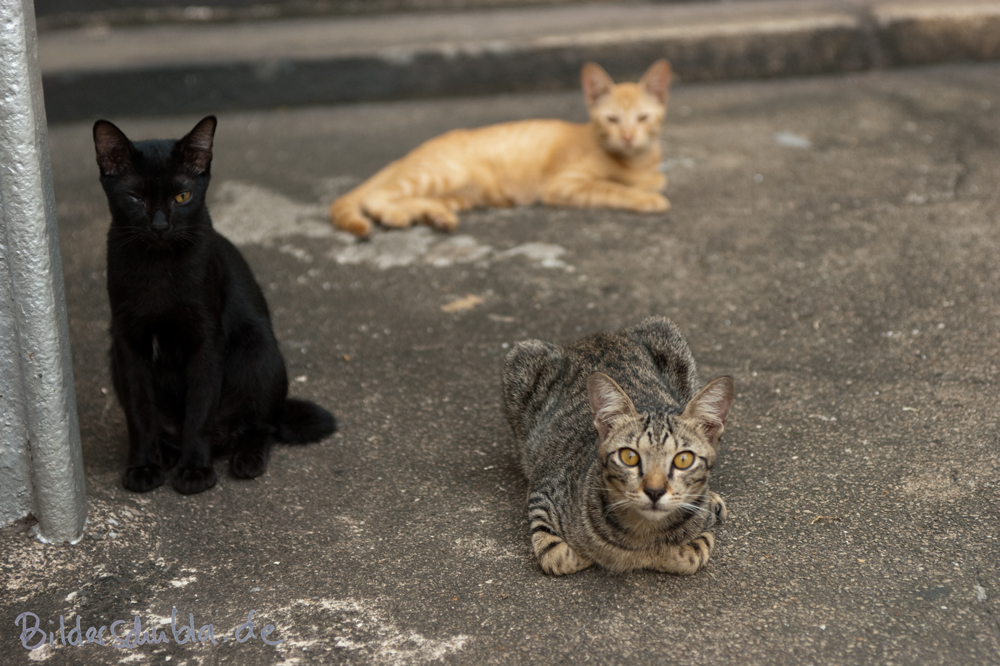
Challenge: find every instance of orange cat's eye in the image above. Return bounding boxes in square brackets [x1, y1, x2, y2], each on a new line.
[619, 448, 639, 467]
[605, 115, 620, 124]
[637, 113, 649, 122]
[673, 452, 695, 470]
[174, 191, 192, 204]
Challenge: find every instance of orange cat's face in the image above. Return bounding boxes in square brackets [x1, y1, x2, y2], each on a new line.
[582, 60, 672, 158]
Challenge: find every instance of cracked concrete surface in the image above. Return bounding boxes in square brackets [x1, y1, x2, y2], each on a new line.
[3, 62, 1000, 664]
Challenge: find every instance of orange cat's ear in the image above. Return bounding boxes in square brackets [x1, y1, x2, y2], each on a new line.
[581, 62, 615, 107]
[640, 59, 672, 104]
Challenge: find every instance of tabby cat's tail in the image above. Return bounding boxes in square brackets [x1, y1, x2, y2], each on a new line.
[277, 399, 337, 444]
[329, 189, 372, 238]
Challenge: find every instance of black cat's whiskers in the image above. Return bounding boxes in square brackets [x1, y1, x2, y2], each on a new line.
[107, 223, 205, 251]
[165, 226, 205, 247]
[107, 226, 152, 247]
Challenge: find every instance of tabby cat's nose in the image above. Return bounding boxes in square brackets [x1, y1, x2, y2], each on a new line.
[644, 486, 665, 503]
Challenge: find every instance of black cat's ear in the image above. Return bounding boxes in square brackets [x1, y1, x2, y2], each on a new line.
[179, 115, 217, 174]
[93, 120, 133, 176]
[587, 372, 638, 440]
[679, 376, 734, 447]
[581, 62, 615, 107]
[639, 59, 672, 104]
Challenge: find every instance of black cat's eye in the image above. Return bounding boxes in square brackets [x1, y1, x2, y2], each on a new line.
[673, 451, 694, 470]
[174, 191, 192, 204]
[619, 448, 639, 467]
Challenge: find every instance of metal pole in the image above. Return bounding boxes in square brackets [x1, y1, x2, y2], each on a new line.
[0, 0, 87, 543]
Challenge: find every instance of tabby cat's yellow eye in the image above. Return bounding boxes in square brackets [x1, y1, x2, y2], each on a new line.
[673, 452, 695, 470]
[619, 448, 639, 467]
[174, 191, 191, 203]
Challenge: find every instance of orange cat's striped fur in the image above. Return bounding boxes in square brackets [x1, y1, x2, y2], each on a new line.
[329, 60, 673, 237]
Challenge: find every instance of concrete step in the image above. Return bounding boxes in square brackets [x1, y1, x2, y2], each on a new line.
[36, 0, 702, 32]
[38, 0, 1000, 122]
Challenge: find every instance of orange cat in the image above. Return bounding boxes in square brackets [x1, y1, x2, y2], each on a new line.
[329, 60, 673, 237]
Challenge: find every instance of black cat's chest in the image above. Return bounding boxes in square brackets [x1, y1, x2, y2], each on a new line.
[108, 243, 223, 339]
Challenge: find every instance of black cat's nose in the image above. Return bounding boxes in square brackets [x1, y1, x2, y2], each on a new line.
[644, 486, 666, 504]
[150, 211, 168, 233]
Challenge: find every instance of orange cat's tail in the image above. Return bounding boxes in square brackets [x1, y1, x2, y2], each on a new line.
[329, 188, 372, 238]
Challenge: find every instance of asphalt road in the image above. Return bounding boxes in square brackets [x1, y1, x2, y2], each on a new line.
[3, 62, 1000, 664]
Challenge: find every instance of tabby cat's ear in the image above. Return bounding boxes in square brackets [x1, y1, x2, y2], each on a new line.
[587, 372, 639, 440]
[93, 120, 133, 176]
[581, 62, 615, 107]
[180, 115, 217, 174]
[679, 376, 734, 447]
[639, 59, 672, 104]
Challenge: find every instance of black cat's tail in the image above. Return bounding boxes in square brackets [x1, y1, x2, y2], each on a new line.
[276, 399, 337, 444]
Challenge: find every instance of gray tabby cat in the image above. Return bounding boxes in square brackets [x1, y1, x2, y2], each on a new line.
[502, 316, 734, 576]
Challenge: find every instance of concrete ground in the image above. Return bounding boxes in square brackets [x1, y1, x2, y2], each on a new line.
[4, 61, 1000, 664]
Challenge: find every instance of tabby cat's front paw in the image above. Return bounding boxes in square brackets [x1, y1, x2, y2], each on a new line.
[532, 531, 594, 576]
[650, 532, 714, 575]
[123, 464, 166, 492]
[173, 465, 217, 495]
[538, 542, 594, 576]
[709, 492, 727, 522]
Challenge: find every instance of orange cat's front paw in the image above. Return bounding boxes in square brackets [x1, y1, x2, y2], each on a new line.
[337, 216, 373, 237]
[644, 172, 667, 192]
[423, 209, 458, 232]
[376, 209, 415, 229]
[330, 203, 372, 238]
[634, 193, 670, 213]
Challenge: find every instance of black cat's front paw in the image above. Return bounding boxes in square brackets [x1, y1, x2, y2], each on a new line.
[123, 464, 166, 492]
[230, 451, 268, 479]
[172, 465, 217, 494]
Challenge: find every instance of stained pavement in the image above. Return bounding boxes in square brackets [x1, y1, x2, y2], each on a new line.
[3, 5, 1000, 665]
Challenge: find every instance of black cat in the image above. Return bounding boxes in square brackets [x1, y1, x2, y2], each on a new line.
[93, 116, 336, 495]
